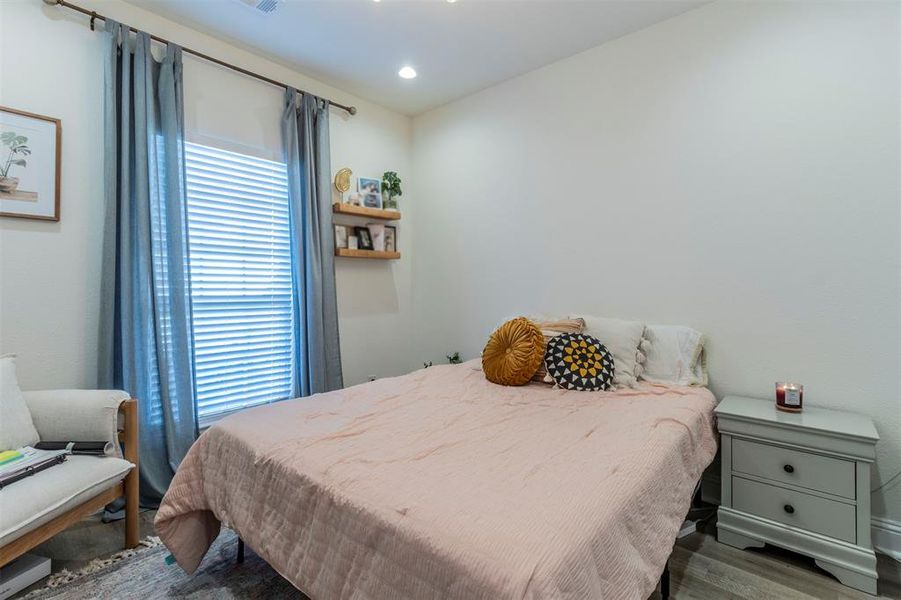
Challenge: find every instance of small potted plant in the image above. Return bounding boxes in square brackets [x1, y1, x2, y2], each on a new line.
[381, 171, 402, 210]
[0, 131, 30, 194]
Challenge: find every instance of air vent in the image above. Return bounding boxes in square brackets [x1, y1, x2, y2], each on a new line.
[237, 0, 280, 14]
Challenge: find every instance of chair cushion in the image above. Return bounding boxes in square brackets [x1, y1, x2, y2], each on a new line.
[0, 355, 40, 451]
[23, 390, 129, 458]
[0, 455, 133, 546]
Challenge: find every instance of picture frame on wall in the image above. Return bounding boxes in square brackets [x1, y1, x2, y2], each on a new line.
[358, 177, 382, 209]
[384, 225, 397, 252]
[0, 106, 61, 221]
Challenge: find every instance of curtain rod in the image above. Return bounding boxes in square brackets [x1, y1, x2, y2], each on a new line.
[42, 0, 358, 116]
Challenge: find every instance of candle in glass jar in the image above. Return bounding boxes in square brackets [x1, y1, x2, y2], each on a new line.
[775, 382, 803, 412]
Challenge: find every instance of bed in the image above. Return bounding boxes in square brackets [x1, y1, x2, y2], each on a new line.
[156, 360, 717, 599]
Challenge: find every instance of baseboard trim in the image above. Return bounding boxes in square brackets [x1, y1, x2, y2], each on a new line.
[872, 517, 901, 561]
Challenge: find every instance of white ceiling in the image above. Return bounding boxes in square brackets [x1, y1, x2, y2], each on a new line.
[125, 0, 706, 116]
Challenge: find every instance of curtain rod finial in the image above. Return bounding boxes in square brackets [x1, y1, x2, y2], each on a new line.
[42, 0, 61, 5]
[348, 106, 358, 116]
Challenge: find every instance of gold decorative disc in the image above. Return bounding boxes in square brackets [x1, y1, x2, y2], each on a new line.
[334, 168, 352, 193]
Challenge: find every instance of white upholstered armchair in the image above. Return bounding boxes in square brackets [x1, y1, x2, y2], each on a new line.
[0, 390, 139, 566]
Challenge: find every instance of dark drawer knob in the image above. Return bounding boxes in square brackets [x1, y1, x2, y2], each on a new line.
[784, 504, 795, 514]
[783, 464, 794, 473]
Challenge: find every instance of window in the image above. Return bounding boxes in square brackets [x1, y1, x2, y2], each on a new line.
[184, 142, 294, 423]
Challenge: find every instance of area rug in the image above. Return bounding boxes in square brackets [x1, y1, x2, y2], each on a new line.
[23, 530, 307, 599]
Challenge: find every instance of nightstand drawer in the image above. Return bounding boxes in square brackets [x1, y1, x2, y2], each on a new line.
[732, 438, 855, 499]
[732, 477, 856, 543]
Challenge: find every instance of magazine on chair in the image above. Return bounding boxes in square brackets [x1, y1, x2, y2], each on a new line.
[0, 447, 68, 489]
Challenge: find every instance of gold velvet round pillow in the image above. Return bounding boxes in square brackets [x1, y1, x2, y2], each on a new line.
[482, 317, 545, 386]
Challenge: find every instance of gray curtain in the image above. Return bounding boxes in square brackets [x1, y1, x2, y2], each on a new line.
[281, 89, 343, 395]
[98, 21, 197, 504]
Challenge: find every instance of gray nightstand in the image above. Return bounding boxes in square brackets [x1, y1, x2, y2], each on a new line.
[715, 396, 879, 594]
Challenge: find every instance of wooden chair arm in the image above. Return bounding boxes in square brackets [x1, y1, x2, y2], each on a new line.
[118, 398, 138, 465]
[118, 398, 140, 547]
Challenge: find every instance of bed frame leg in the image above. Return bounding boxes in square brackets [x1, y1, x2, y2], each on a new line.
[660, 559, 670, 600]
[237, 538, 245, 564]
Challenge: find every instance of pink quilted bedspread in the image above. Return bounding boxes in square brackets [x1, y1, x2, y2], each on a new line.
[156, 361, 717, 599]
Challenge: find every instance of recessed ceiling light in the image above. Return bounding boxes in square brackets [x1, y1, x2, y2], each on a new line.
[447, 0, 457, 3]
[398, 66, 417, 79]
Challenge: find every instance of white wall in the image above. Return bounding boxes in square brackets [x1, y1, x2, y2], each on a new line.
[2, 0, 899, 551]
[0, 0, 415, 389]
[412, 0, 901, 535]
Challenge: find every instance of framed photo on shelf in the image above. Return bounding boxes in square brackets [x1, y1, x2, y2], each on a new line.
[358, 177, 382, 209]
[354, 226, 373, 250]
[367, 223, 385, 252]
[384, 225, 397, 252]
[334, 224, 348, 249]
[358, 177, 380, 195]
[0, 106, 61, 221]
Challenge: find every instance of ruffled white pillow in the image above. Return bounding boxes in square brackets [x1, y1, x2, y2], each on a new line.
[578, 316, 647, 388]
[640, 325, 708, 386]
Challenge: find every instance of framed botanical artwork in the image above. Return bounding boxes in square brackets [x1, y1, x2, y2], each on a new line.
[0, 106, 61, 221]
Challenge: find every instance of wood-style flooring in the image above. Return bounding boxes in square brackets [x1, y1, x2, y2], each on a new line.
[17, 511, 901, 599]
[657, 526, 900, 599]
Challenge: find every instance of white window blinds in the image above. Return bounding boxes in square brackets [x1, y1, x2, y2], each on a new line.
[184, 142, 295, 422]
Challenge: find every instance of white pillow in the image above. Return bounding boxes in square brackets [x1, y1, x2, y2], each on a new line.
[0, 355, 40, 450]
[579, 316, 647, 388]
[640, 325, 708, 386]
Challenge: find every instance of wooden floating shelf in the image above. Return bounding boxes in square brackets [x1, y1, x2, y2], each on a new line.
[332, 203, 401, 221]
[335, 248, 401, 260]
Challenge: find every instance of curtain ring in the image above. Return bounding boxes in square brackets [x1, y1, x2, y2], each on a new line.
[90, 11, 97, 31]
